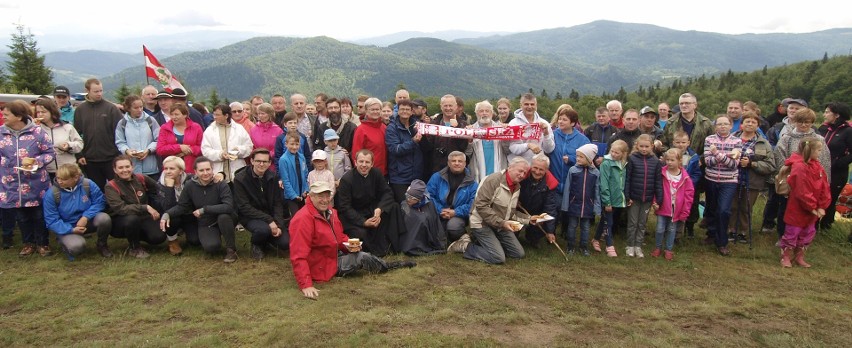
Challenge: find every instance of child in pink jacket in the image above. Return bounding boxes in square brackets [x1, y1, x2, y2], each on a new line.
[652, 148, 694, 261]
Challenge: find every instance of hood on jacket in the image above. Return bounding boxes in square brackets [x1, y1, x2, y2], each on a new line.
[512, 108, 544, 124]
[0, 118, 37, 136]
[123, 112, 151, 123]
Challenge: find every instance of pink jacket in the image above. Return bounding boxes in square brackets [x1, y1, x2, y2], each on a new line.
[655, 165, 695, 222]
[250, 121, 283, 159]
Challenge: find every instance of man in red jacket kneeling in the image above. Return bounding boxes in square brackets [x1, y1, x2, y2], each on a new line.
[289, 181, 416, 299]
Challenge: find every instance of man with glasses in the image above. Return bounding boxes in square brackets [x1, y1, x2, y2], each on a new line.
[233, 148, 289, 260]
[53, 86, 75, 124]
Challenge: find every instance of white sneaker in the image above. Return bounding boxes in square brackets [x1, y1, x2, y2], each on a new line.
[626, 246, 635, 257]
[448, 234, 471, 253]
[635, 247, 645, 258]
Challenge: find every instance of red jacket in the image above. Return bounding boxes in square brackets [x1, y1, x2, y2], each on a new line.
[157, 119, 203, 173]
[351, 119, 387, 175]
[784, 152, 831, 228]
[655, 165, 695, 222]
[289, 196, 350, 290]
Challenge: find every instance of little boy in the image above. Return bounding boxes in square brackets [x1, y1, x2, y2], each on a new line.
[560, 143, 601, 256]
[279, 132, 309, 216]
[274, 113, 312, 170]
[672, 131, 702, 238]
[323, 129, 352, 186]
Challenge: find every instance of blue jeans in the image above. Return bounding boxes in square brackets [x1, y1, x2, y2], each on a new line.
[594, 211, 615, 247]
[563, 215, 591, 250]
[704, 181, 737, 247]
[655, 216, 681, 251]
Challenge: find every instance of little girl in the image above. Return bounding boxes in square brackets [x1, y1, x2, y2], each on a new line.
[560, 143, 600, 256]
[308, 149, 336, 204]
[652, 148, 694, 261]
[594, 139, 628, 257]
[780, 137, 830, 268]
[624, 134, 662, 258]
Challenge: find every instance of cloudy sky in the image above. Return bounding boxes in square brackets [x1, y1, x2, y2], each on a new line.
[1, 0, 850, 50]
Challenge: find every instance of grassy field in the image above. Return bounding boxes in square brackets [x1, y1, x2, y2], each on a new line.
[1, 204, 851, 347]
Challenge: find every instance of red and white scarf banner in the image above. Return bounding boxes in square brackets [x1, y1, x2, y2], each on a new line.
[416, 123, 542, 141]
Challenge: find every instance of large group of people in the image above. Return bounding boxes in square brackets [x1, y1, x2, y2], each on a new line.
[2, 79, 851, 298]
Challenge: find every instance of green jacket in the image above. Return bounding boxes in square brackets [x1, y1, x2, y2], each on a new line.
[662, 111, 715, 153]
[599, 155, 627, 208]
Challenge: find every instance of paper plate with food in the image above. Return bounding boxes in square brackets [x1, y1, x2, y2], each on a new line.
[531, 213, 555, 222]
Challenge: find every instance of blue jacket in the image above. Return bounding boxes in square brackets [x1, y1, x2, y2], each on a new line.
[625, 152, 663, 203]
[115, 113, 160, 175]
[43, 177, 105, 235]
[386, 116, 423, 185]
[59, 102, 74, 124]
[426, 167, 478, 219]
[685, 148, 703, 187]
[279, 150, 309, 200]
[274, 129, 312, 171]
[561, 165, 601, 218]
[548, 128, 590, 194]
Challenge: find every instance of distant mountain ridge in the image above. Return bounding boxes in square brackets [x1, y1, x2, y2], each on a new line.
[77, 20, 852, 101]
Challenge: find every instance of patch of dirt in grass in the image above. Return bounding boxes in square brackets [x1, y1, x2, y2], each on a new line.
[0, 302, 21, 315]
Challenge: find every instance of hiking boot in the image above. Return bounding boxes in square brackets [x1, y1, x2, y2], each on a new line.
[605, 246, 617, 257]
[387, 260, 417, 270]
[97, 243, 113, 258]
[128, 246, 150, 259]
[251, 244, 265, 260]
[718, 246, 731, 256]
[591, 239, 601, 252]
[168, 240, 183, 256]
[625, 246, 635, 257]
[651, 248, 662, 258]
[447, 234, 471, 253]
[635, 247, 645, 258]
[780, 247, 793, 268]
[2, 235, 12, 249]
[567, 248, 576, 256]
[664, 250, 674, 261]
[235, 224, 246, 232]
[581, 248, 590, 257]
[37, 245, 52, 257]
[760, 225, 775, 234]
[727, 233, 736, 242]
[793, 247, 811, 268]
[19, 243, 35, 256]
[224, 248, 238, 263]
[737, 234, 748, 244]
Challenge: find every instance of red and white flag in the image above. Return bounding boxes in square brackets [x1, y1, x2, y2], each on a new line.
[416, 123, 542, 141]
[143, 45, 186, 93]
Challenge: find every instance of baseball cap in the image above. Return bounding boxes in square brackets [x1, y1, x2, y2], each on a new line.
[311, 149, 328, 161]
[639, 106, 658, 116]
[412, 99, 427, 108]
[309, 181, 333, 194]
[53, 86, 70, 96]
[323, 129, 340, 141]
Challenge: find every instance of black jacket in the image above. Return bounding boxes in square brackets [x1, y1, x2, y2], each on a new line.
[518, 171, 559, 233]
[624, 152, 663, 204]
[819, 120, 852, 177]
[312, 120, 356, 154]
[164, 176, 235, 223]
[232, 166, 286, 227]
[335, 167, 395, 228]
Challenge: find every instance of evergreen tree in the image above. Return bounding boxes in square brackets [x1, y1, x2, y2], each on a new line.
[208, 87, 221, 107]
[5, 24, 53, 94]
[114, 79, 131, 102]
[569, 89, 580, 101]
[822, 52, 829, 63]
[540, 89, 548, 99]
[615, 86, 627, 101]
[528, 88, 534, 95]
[554, 92, 562, 100]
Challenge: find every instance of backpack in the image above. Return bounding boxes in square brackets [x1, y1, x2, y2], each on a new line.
[107, 174, 148, 198]
[775, 165, 791, 196]
[52, 179, 90, 205]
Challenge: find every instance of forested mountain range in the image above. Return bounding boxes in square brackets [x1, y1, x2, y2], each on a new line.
[82, 20, 851, 103]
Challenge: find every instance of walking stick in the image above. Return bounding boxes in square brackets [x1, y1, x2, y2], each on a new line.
[517, 204, 568, 261]
[745, 169, 753, 250]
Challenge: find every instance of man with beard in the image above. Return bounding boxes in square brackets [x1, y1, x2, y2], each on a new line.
[311, 98, 356, 153]
[412, 99, 429, 123]
[335, 149, 407, 257]
[272, 94, 288, 126]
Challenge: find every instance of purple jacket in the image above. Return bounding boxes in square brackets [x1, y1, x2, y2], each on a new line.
[0, 120, 55, 208]
[655, 165, 695, 222]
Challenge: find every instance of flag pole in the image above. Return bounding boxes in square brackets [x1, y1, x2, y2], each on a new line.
[143, 45, 150, 86]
